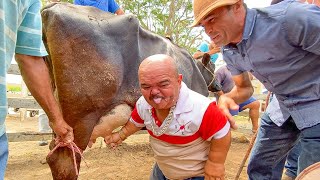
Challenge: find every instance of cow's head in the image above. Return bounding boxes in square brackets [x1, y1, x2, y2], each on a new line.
[195, 54, 221, 92]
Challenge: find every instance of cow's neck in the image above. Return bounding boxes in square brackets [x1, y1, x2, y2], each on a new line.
[154, 109, 170, 122]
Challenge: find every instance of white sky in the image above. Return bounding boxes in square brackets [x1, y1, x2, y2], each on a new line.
[7, 0, 273, 84]
[245, 0, 272, 8]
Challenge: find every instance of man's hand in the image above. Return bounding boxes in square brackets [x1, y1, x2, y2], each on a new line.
[204, 160, 225, 180]
[50, 120, 74, 145]
[217, 94, 239, 129]
[193, 51, 205, 59]
[104, 132, 123, 149]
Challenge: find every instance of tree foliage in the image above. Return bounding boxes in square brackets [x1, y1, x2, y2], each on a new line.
[118, 0, 205, 53]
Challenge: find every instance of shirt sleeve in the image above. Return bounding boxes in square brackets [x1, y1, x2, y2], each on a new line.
[15, 1, 48, 56]
[215, 67, 224, 86]
[198, 42, 209, 52]
[198, 102, 230, 141]
[129, 105, 145, 127]
[222, 51, 244, 76]
[285, 3, 320, 55]
[74, 0, 83, 5]
[108, 0, 120, 14]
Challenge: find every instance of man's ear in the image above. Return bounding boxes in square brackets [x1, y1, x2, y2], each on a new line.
[202, 53, 211, 66]
[232, 0, 244, 13]
[178, 74, 183, 84]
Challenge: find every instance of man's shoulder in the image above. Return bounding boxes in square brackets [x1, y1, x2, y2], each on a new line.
[256, 0, 309, 20]
[136, 96, 149, 109]
[187, 89, 211, 106]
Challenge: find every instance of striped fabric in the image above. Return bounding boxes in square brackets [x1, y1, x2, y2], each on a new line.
[0, 0, 48, 136]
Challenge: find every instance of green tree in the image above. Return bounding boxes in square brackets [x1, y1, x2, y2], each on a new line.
[118, 0, 205, 53]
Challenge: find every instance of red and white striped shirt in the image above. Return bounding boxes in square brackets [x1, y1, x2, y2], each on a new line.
[129, 83, 230, 179]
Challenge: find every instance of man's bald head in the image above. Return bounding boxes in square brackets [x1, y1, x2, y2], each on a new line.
[139, 54, 179, 78]
[138, 54, 182, 111]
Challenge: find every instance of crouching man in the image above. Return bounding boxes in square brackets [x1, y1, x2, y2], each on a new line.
[105, 54, 231, 180]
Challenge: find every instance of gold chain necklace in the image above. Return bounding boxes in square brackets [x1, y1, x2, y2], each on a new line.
[148, 105, 176, 136]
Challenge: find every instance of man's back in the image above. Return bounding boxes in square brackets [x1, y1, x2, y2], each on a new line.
[215, 65, 234, 93]
[74, 0, 123, 14]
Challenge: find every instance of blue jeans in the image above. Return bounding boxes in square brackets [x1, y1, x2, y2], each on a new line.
[150, 163, 204, 180]
[248, 113, 320, 180]
[284, 141, 301, 178]
[0, 133, 8, 179]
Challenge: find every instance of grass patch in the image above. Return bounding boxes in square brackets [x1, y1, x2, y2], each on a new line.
[7, 84, 21, 92]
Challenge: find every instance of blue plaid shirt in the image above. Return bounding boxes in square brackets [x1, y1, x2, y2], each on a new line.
[0, 0, 47, 136]
[223, 0, 320, 129]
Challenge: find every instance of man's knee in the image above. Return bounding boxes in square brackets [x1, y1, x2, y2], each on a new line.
[243, 100, 260, 111]
[250, 100, 260, 110]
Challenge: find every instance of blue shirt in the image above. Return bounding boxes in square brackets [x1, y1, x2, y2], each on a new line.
[215, 65, 235, 93]
[198, 42, 219, 63]
[0, 0, 48, 136]
[222, 0, 320, 130]
[74, 0, 120, 13]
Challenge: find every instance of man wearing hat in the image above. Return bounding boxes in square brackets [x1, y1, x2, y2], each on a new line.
[192, 0, 320, 179]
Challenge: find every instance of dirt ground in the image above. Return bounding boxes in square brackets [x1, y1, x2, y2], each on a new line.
[4, 114, 253, 180]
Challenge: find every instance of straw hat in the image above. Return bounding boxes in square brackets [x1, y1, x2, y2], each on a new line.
[191, 0, 239, 27]
[296, 162, 320, 180]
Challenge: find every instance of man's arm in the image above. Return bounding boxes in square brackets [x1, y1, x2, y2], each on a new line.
[218, 72, 253, 129]
[15, 54, 73, 143]
[205, 130, 231, 179]
[193, 50, 205, 59]
[115, 8, 124, 15]
[225, 72, 254, 104]
[105, 120, 142, 148]
[208, 45, 220, 55]
[285, 3, 320, 55]
[193, 47, 220, 59]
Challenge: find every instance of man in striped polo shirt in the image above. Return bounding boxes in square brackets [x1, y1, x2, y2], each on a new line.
[105, 54, 231, 180]
[0, 0, 74, 178]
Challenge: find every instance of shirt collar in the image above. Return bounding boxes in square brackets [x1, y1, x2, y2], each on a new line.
[174, 82, 193, 115]
[242, 8, 257, 41]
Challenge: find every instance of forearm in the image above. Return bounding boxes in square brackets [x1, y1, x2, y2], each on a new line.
[224, 85, 253, 104]
[193, 51, 204, 59]
[224, 72, 254, 104]
[15, 54, 63, 124]
[115, 9, 124, 15]
[118, 120, 142, 140]
[207, 131, 231, 164]
[208, 47, 220, 55]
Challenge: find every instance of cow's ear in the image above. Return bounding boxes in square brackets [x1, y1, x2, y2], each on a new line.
[202, 53, 211, 66]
